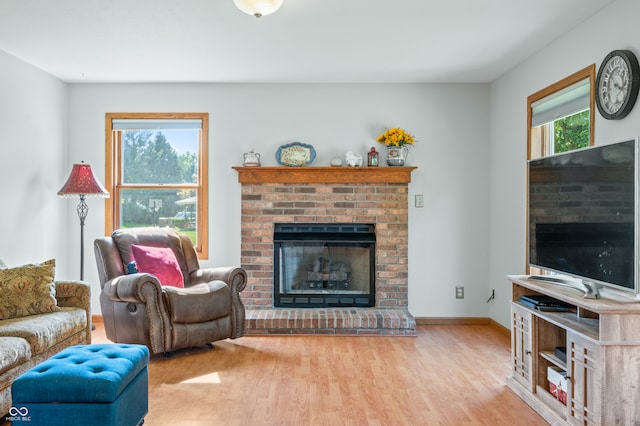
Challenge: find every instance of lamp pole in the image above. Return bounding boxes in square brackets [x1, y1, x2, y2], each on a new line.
[76, 194, 89, 281]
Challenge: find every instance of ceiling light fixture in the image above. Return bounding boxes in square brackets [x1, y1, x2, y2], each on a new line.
[233, 0, 283, 18]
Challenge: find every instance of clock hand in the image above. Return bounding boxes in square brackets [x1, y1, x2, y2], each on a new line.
[613, 74, 625, 91]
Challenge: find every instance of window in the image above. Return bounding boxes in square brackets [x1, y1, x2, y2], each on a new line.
[528, 65, 595, 160]
[526, 66, 595, 275]
[105, 113, 209, 258]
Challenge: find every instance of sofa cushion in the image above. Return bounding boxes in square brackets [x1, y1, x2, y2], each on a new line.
[131, 244, 184, 288]
[163, 281, 231, 323]
[0, 337, 31, 375]
[0, 308, 86, 356]
[0, 259, 60, 320]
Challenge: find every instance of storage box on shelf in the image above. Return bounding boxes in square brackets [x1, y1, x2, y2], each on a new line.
[507, 275, 640, 425]
[547, 366, 567, 405]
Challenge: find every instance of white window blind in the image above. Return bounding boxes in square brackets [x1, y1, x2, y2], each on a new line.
[531, 79, 590, 127]
[112, 119, 202, 130]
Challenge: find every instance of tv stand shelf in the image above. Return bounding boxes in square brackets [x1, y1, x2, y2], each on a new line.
[512, 301, 600, 341]
[507, 275, 640, 425]
[539, 350, 565, 369]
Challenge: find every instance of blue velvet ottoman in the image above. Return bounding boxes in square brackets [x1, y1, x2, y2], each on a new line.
[11, 344, 149, 426]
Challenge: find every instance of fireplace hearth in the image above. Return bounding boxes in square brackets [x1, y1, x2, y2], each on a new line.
[274, 223, 375, 308]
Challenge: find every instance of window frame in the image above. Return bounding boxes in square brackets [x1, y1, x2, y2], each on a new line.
[105, 112, 209, 259]
[527, 65, 595, 161]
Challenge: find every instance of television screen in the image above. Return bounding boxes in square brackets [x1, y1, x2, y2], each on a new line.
[528, 139, 638, 292]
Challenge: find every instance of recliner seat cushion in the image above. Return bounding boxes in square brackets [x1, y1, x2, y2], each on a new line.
[163, 281, 231, 323]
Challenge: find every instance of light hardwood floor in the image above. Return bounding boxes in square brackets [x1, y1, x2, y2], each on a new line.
[4, 324, 545, 425]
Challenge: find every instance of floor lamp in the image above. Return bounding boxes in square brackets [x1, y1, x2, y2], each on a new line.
[58, 162, 109, 281]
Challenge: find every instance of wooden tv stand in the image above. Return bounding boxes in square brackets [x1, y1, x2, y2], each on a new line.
[507, 275, 640, 425]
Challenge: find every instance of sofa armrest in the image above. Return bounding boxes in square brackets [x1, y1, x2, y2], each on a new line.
[55, 280, 91, 309]
[55, 280, 91, 344]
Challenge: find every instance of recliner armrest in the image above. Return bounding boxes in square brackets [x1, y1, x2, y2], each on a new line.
[190, 266, 247, 339]
[101, 273, 163, 304]
[189, 266, 247, 293]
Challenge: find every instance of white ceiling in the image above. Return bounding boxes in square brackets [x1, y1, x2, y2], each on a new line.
[0, 0, 615, 84]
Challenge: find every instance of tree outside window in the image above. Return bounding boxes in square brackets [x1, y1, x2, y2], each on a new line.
[552, 109, 590, 154]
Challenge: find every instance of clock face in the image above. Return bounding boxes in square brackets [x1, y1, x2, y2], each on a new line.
[599, 56, 629, 113]
[596, 50, 640, 120]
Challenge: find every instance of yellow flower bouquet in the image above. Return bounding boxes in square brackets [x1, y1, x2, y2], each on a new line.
[376, 127, 415, 147]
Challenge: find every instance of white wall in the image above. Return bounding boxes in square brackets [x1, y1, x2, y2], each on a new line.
[67, 83, 491, 317]
[488, 0, 640, 326]
[0, 51, 69, 275]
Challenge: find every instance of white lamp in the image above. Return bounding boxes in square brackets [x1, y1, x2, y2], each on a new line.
[233, 0, 283, 18]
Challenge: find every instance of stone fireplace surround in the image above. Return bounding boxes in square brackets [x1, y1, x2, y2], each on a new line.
[233, 166, 417, 335]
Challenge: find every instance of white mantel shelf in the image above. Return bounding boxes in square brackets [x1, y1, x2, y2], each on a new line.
[232, 166, 417, 184]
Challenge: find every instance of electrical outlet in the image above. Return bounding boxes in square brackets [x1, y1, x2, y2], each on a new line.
[415, 194, 424, 208]
[456, 286, 464, 299]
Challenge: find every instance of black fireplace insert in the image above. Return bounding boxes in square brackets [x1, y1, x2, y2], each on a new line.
[273, 223, 375, 308]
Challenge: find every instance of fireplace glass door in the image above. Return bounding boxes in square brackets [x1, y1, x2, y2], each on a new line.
[274, 224, 375, 307]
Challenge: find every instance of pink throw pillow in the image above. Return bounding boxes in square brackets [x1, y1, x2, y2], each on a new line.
[131, 245, 184, 288]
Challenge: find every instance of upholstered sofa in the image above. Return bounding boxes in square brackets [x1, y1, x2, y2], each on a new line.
[0, 259, 91, 417]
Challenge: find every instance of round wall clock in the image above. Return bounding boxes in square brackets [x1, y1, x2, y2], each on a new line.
[595, 49, 640, 120]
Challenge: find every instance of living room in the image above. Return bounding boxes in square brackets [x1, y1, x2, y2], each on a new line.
[3, 0, 637, 329]
[1, 0, 640, 423]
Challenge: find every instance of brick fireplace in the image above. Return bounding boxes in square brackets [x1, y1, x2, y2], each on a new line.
[233, 166, 417, 335]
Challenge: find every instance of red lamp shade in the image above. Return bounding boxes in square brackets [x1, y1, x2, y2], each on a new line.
[58, 163, 109, 198]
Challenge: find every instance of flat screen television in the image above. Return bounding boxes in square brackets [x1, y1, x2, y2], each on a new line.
[528, 138, 639, 298]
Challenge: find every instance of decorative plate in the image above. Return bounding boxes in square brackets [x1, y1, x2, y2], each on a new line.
[276, 142, 316, 166]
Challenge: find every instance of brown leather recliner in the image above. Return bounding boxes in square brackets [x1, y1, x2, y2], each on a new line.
[94, 227, 246, 355]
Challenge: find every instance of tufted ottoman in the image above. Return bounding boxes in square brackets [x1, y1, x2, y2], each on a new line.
[11, 344, 149, 426]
